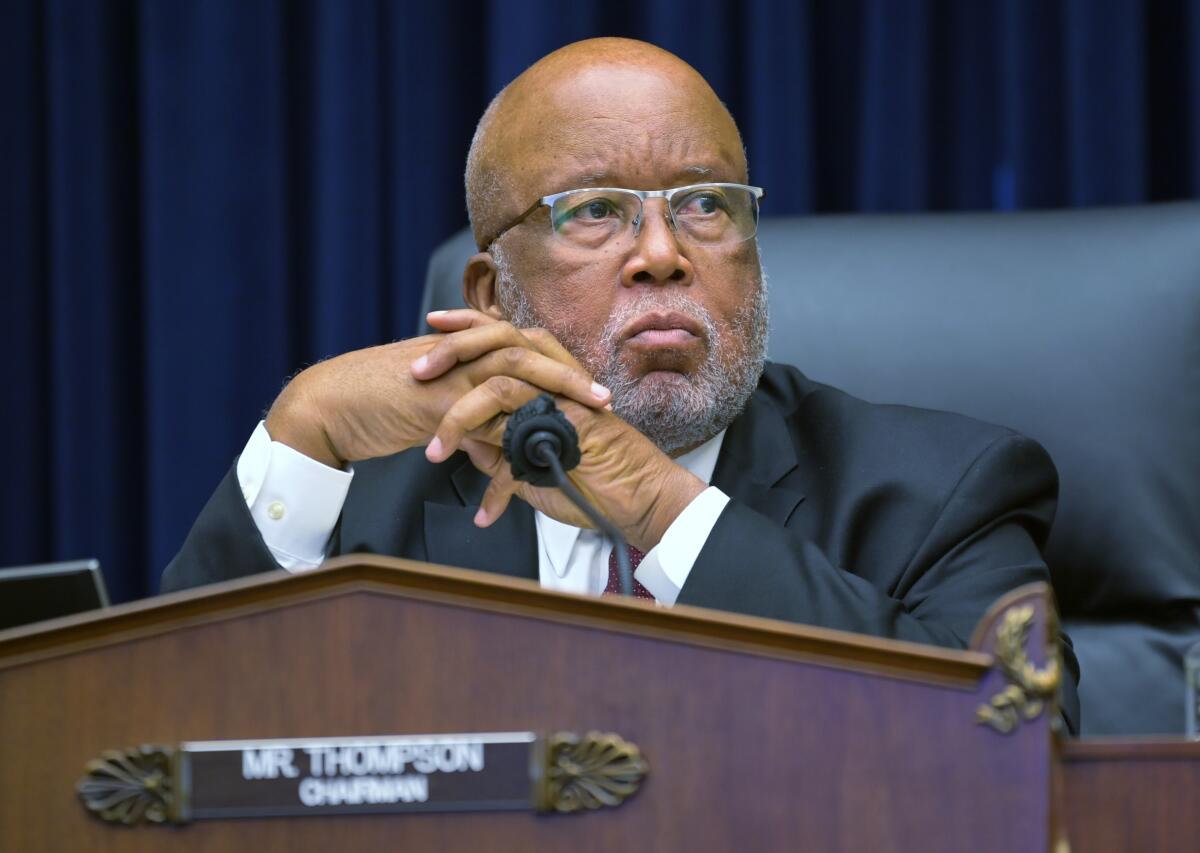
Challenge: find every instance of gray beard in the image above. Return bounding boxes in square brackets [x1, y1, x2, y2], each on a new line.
[493, 246, 769, 455]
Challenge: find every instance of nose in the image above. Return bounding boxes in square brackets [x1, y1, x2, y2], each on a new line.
[621, 199, 694, 288]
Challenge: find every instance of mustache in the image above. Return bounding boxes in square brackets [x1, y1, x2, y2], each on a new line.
[599, 291, 716, 352]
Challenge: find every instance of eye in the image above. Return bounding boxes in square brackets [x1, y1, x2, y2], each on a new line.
[676, 191, 727, 216]
[551, 194, 625, 234]
[573, 199, 618, 221]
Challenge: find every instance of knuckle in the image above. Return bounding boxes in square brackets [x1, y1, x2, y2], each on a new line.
[427, 338, 455, 363]
[440, 409, 466, 434]
[486, 374, 521, 398]
[500, 346, 528, 370]
[482, 413, 508, 439]
[547, 362, 581, 390]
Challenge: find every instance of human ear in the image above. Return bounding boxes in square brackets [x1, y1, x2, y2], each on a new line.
[462, 252, 505, 320]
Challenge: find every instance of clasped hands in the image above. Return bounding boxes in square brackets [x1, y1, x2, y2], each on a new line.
[264, 309, 705, 551]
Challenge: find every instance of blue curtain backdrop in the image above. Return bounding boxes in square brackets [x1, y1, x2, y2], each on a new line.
[3, 0, 1199, 604]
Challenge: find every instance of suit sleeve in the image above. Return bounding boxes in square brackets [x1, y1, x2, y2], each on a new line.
[677, 433, 1081, 732]
[159, 464, 287, 593]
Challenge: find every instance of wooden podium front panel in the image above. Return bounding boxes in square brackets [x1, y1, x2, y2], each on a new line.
[0, 565, 1049, 852]
[1062, 739, 1200, 852]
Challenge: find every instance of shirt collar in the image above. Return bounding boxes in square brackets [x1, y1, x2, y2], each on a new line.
[537, 429, 728, 579]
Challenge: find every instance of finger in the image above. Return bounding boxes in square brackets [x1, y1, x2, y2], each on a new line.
[459, 438, 517, 527]
[414, 322, 609, 408]
[474, 473, 518, 528]
[465, 413, 510, 449]
[459, 437, 504, 474]
[424, 308, 500, 333]
[412, 321, 538, 379]
[468, 346, 609, 408]
[458, 391, 597, 454]
[518, 327, 587, 370]
[415, 320, 587, 380]
[426, 375, 540, 462]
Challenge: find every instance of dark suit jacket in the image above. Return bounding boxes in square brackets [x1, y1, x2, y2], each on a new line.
[162, 362, 1080, 730]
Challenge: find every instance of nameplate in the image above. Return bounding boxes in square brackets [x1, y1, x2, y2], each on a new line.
[77, 730, 647, 825]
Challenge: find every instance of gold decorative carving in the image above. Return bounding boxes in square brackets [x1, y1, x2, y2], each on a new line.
[976, 604, 1061, 734]
[536, 731, 648, 813]
[77, 746, 181, 825]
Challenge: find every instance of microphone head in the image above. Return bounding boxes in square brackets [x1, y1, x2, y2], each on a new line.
[502, 394, 582, 487]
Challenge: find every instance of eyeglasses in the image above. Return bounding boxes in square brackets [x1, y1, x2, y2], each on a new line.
[484, 183, 765, 251]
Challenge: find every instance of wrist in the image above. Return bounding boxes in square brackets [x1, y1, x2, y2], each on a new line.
[628, 464, 706, 552]
[265, 375, 344, 470]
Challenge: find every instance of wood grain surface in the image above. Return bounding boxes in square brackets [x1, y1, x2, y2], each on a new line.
[0, 558, 1053, 852]
[1062, 738, 1200, 852]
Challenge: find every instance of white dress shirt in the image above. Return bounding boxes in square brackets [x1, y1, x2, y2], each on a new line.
[236, 422, 730, 605]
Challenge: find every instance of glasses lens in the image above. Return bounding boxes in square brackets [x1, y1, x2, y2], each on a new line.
[550, 190, 641, 249]
[547, 185, 761, 248]
[671, 185, 759, 246]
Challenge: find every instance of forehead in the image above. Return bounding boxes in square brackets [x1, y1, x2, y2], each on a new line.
[503, 65, 746, 196]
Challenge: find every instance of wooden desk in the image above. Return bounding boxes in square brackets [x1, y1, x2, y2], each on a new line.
[1062, 738, 1200, 852]
[0, 557, 1061, 851]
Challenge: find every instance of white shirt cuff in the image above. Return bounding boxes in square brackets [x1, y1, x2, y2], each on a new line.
[236, 421, 353, 572]
[634, 486, 730, 606]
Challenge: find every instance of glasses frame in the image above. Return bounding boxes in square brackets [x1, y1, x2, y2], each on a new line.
[483, 182, 766, 251]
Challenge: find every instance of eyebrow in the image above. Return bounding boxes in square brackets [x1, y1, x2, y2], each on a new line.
[574, 165, 716, 188]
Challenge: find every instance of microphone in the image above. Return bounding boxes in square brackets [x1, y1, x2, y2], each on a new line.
[501, 394, 581, 488]
[502, 395, 635, 597]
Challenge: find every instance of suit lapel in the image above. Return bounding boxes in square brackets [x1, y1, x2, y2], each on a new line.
[422, 457, 538, 581]
[712, 392, 806, 525]
[419, 386, 802, 579]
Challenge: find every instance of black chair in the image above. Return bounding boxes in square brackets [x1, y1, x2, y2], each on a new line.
[422, 202, 1200, 735]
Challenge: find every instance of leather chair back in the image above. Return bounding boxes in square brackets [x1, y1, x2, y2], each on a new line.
[422, 203, 1200, 734]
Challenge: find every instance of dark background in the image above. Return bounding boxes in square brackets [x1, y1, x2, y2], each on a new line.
[3, 0, 1198, 604]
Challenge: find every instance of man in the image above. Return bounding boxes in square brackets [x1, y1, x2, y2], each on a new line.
[162, 38, 1078, 729]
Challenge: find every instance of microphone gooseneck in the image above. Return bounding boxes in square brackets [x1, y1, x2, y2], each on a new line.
[502, 394, 634, 597]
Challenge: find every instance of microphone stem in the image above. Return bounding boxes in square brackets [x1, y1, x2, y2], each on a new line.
[534, 443, 635, 597]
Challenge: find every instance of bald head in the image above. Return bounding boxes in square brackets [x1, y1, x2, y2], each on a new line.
[465, 38, 746, 250]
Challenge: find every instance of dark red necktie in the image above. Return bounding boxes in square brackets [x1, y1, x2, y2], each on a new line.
[604, 545, 655, 599]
